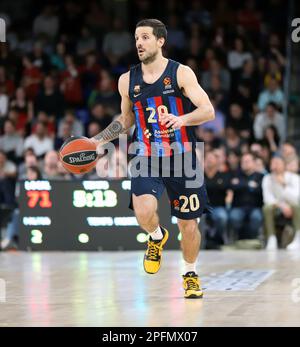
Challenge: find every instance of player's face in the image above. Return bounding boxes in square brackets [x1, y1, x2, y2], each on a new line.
[135, 27, 163, 64]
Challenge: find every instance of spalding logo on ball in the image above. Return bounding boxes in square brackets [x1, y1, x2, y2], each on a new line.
[59, 136, 98, 174]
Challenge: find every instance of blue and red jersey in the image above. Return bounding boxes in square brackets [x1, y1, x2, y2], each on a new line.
[129, 59, 196, 157]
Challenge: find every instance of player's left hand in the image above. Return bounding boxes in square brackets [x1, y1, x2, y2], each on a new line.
[159, 113, 185, 130]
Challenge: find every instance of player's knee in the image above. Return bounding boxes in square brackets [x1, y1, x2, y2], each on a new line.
[134, 206, 156, 225]
[178, 219, 198, 237]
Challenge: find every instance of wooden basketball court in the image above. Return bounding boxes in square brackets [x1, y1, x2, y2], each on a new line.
[0, 250, 300, 327]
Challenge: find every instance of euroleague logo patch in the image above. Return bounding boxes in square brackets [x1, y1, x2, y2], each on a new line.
[163, 77, 171, 86]
[173, 199, 180, 211]
[63, 151, 97, 166]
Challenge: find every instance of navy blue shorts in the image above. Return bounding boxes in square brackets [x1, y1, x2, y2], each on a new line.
[129, 155, 212, 220]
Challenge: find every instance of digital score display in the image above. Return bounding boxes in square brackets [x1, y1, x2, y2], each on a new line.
[18, 180, 180, 251]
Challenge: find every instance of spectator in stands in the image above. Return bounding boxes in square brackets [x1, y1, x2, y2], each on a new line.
[197, 98, 225, 138]
[88, 70, 120, 116]
[201, 48, 215, 71]
[265, 33, 286, 68]
[280, 142, 300, 174]
[204, 151, 230, 247]
[228, 37, 252, 71]
[26, 165, 43, 180]
[50, 42, 66, 71]
[85, 1, 109, 37]
[90, 102, 114, 129]
[213, 147, 228, 173]
[185, 57, 199, 78]
[0, 150, 17, 207]
[10, 87, 34, 134]
[227, 102, 252, 139]
[234, 59, 259, 113]
[237, 0, 262, 33]
[57, 110, 84, 138]
[255, 155, 268, 175]
[195, 127, 221, 149]
[57, 159, 72, 180]
[166, 14, 186, 53]
[254, 102, 285, 141]
[224, 127, 246, 152]
[207, 75, 228, 113]
[227, 149, 241, 174]
[87, 121, 101, 139]
[60, 55, 83, 107]
[31, 111, 56, 138]
[257, 77, 284, 111]
[24, 121, 54, 158]
[31, 42, 50, 73]
[35, 75, 65, 120]
[262, 156, 300, 250]
[1, 164, 42, 251]
[0, 65, 15, 98]
[33, 5, 59, 40]
[21, 55, 43, 101]
[228, 152, 264, 240]
[0, 119, 24, 162]
[76, 27, 97, 57]
[263, 125, 280, 154]
[184, 0, 212, 28]
[1, 206, 20, 250]
[80, 52, 101, 100]
[42, 150, 62, 179]
[18, 152, 40, 180]
[102, 18, 132, 63]
[201, 59, 231, 92]
[55, 121, 72, 150]
[264, 59, 282, 87]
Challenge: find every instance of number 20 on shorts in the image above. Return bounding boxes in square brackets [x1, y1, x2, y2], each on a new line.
[179, 194, 200, 213]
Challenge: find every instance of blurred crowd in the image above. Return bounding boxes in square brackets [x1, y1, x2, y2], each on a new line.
[0, 0, 299, 251]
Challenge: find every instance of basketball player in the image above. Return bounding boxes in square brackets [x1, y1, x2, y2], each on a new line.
[91, 19, 214, 298]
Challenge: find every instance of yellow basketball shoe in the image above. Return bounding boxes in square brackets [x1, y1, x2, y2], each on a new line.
[182, 272, 203, 299]
[143, 227, 169, 274]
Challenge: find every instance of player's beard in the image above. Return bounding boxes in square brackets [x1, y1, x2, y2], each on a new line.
[139, 49, 158, 65]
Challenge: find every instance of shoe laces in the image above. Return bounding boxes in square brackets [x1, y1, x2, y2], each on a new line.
[147, 240, 162, 261]
[184, 276, 199, 290]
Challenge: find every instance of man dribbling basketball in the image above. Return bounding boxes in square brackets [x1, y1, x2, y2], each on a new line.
[91, 19, 214, 298]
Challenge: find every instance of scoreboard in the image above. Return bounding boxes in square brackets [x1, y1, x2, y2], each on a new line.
[18, 180, 180, 251]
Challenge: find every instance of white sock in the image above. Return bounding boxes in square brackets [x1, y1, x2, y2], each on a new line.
[149, 225, 163, 241]
[266, 235, 278, 251]
[287, 231, 300, 250]
[184, 261, 197, 275]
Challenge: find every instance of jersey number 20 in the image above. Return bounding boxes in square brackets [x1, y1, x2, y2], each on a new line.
[146, 105, 168, 123]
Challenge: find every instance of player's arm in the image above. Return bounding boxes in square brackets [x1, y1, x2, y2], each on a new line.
[160, 65, 215, 129]
[91, 72, 135, 146]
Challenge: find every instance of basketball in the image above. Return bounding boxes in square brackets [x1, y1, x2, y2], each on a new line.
[59, 136, 98, 174]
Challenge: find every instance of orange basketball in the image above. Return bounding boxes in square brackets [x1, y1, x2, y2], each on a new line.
[59, 136, 98, 174]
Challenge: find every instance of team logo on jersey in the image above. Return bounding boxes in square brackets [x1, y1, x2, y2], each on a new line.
[163, 77, 171, 86]
[134, 85, 141, 95]
[163, 76, 174, 94]
[173, 199, 180, 211]
[144, 129, 152, 138]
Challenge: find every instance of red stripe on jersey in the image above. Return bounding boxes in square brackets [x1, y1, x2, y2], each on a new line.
[135, 101, 151, 156]
[175, 97, 191, 151]
[154, 96, 171, 156]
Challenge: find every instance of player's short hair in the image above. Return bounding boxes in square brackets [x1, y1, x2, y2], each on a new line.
[136, 19, 167, 42]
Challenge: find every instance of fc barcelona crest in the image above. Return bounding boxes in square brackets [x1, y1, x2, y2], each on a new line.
[134, 85, 141, 94]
